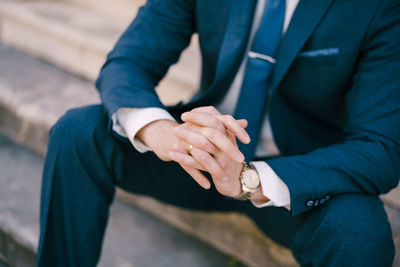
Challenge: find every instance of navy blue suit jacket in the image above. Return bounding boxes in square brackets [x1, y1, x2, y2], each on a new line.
[96, 0, 400, 215]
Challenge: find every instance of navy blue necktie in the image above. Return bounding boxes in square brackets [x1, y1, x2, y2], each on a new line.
[234, 0, 286, 160]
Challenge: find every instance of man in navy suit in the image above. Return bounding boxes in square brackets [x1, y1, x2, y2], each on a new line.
[36, 0, 400, 266]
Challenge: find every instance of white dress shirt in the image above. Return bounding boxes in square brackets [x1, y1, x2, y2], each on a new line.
[112, 0, 300, 209]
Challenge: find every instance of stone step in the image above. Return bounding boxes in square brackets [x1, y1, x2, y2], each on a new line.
[0, 134, 244, 267]
[1, 45, 400, 266]
[0, 44, 100, 156]
[0, 0, 201, 96]
[62, 0, 146, 22]
[0, 44, 297, 267]
[0, 252, 11, 267]
[0, 43, 191, 155]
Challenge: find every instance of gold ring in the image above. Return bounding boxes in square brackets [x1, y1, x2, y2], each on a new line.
[188, 144, 194, 152]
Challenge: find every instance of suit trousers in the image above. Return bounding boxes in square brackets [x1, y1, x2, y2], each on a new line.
[36, 105, 395, 267]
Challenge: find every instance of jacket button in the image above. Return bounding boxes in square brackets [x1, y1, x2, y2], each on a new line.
[306, 200, 314, 207]
[314, 200, 319, 206]
[320, 198, 326, 204]
[325, 195, 331, 201]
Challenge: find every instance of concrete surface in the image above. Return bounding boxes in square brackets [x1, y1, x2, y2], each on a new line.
[1, 0, 400, 263]
[0, 44, 194, 156]
[0, 44, 100, 156]
[386, 204, 400, 267]
[384, 189, 400, 210]
[0, 1, 129, 81]
[0, 0, 201, 94]
[0, 253, 10, 267]
[2, 41, 400, 266]
[63, 0, 146, 22]
[118, 191, 298, 267]
[0, 45, 295, 267]
[0, 134, 243, 267]
[0, 259, 9, 267]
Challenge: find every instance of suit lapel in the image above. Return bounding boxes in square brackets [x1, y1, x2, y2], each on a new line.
[205, 0, 257, 101]
[270, 0, 333, 92]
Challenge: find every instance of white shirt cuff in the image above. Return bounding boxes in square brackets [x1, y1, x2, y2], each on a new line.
[112, 107, 176, 153]
[250, 161, 291, 210]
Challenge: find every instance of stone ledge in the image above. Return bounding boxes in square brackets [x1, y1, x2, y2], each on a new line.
[0, 135, 240, 267]
[117, 190, 298, 267]
[0, 45, 295, 266]
[63, 0, 146, 22]
[0, 228, 35, 267]
[1, 45, 400, 266]
[0, 44, 100, 155]
[0, 0, 200, 96]
[0, 252, 12, 267]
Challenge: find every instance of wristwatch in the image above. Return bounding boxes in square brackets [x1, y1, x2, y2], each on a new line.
[235, 162, 261, 201]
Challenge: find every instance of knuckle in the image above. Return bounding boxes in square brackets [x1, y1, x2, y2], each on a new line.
[224, 114, 234, 122]
[191, 107, 201, 112]
[171, 142, 181, 151]
[200, 127, 209, 137]
[226, 115, 239, 129]
[180, 128, 190, 138]
[198, 138, 209, 148]
[229, 147, 240, 156]
[205, 105, 214, 111]
[203, 128, 217, 140]
[206, 143, 217, 153]
[206, 106, 218, 114]
[197, 152, 209, 162]
[210, 117, 220, 127]
[182, 112, 194, 120]
[213, 129, 224, 140]
[214, 168, 225, 178]
[184, 156, 193, 166]
[175, 125, 184, 133]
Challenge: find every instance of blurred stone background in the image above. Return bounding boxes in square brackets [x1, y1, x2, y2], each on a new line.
[0, 0, 399, 266]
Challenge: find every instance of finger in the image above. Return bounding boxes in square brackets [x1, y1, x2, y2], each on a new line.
[237, 119, 248, 128]
[182, 111, 250, 144]
[189, 108, 248, 129]
[190, 106, 221, 116]
[171, 141, 187, 153]
[180, 164, 211, 189]
[180, 123, 244, 163]
[182, 123, 237, 146]
[217, 115, 250, 144]
[174, 126, 219, 155]
[190, 147, 229, 183]
[225, 128, 238, 144]
[187, 107, 247, 129]
[172, 139, 197, 154]
[168, 151, 206, 171]
[181, 111, 226, 132]
[199, 126, 245, 163]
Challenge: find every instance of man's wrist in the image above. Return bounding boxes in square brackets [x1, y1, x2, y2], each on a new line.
[250, 187, 270, 202]
[137, 119, 177, 148]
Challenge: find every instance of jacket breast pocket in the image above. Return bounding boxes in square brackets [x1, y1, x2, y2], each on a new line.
[296, 47, 341, 67]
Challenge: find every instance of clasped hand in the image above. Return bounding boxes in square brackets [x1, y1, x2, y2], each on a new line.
[170, 106, 250, 197]
[137, 106, 251, 198]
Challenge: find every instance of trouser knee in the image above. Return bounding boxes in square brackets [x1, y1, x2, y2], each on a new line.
[293, 194, 394, 267]
[45, 105, 116, 201]
[49, 105, 108, 153]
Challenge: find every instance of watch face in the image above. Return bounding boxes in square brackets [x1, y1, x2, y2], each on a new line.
[242, 169, 260, 189]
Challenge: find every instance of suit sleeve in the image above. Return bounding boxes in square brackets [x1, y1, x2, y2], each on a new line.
[95, 0, 196, 118]
[267, 0, 400, 216]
